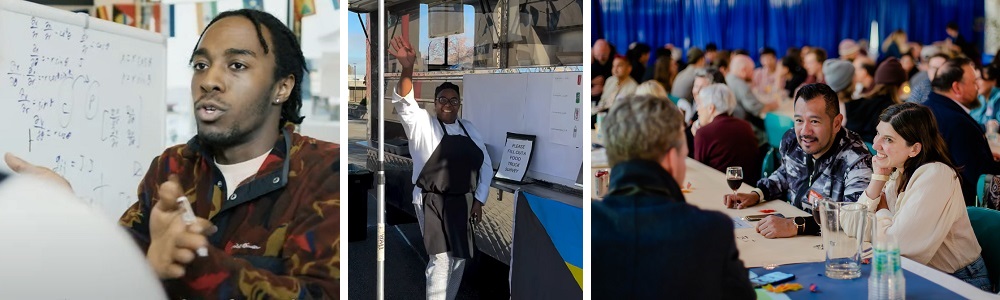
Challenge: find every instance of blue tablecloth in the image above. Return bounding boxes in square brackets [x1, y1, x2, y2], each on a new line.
[750, 261, 966, 299]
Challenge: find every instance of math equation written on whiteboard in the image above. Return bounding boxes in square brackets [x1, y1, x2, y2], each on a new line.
[2, 15, 159, 219]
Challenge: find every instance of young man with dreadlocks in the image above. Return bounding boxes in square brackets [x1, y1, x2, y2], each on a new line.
[120, 9, 338, 298]
[388, 35, 493, 299]
[3, 8, 338, 298]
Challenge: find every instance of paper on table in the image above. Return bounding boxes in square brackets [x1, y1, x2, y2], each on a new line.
[732, 217, 752, 229]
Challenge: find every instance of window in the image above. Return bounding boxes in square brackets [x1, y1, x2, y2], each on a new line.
[386, 0, 582, 71]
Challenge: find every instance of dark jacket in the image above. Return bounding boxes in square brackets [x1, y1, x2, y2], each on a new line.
[593, 58, 613, 80]
[845, 94, 894, 143]
[592, 159, 755, 299]
[758, 128, 873, 234]
[759, 128, 873, 207]
[120, 124, 340, 298]
[784, 65, 807, 98]
[924, 92, 999, 206]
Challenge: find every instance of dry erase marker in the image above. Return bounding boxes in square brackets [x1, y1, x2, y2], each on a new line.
[176, 196, 208, 257]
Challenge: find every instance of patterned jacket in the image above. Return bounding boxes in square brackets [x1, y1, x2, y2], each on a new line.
[757, 128, 873, 212]
[119, 124, 340, 299]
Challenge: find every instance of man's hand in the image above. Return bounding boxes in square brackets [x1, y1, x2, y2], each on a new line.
[389, 35, 417, 96]
[4, 152, 72, 192]
[724, 192, 760, 209]
[388, 35, 416, 72]
[147, 174, 215, 279]
[470, 200, 483, 224]
[756, 216, 798, 239]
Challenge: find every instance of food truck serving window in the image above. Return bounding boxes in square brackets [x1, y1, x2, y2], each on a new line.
[385, 0, 583, 71]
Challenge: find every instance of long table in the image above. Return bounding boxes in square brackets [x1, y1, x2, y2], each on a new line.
[593, 149, 821, 268]
[591, 148, 997, 299]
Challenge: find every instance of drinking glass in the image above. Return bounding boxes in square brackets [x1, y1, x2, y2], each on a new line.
[726, 167, 743, 195]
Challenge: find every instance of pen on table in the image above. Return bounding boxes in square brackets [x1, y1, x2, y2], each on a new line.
[176, 196, 208, 257]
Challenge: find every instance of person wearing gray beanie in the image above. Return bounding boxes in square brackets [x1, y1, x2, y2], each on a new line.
[823, 59, 856, 94]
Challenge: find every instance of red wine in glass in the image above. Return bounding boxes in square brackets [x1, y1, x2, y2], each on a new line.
[727, 178, 742, 190]
[726, 167, 743, 195]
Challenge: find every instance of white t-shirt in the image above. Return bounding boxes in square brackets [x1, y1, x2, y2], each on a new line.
[391, 87, 493, 206]
[215, 150, 271, 199]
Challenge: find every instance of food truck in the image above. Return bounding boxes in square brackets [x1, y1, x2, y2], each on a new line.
[348, 0, 583, 297]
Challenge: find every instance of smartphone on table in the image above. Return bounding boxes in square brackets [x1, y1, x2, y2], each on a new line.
[743, 213, 785, 222]
[750, 271, 796, 288]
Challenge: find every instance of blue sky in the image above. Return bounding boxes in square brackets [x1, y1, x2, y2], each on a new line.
[347, 12, 369, 79]
[348, 5, 476, 78]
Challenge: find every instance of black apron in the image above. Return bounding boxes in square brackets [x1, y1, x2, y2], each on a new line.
[416, 119, 485, 259]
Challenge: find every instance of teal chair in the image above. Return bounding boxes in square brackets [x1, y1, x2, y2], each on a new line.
[764, 113, 794, 149]
[761, 147, 779, 179]
[864, 142, 876, 155]
[979, 174, 989, 208]
[967, 207, 1000, 292]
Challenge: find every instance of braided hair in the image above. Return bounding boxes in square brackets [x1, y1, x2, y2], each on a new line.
[190, 9, 307, 128]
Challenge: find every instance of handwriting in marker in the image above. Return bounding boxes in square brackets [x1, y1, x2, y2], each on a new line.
[6, 12, 155, 222]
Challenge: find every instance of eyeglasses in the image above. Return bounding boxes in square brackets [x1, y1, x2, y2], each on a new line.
[436, 97, 462, 106]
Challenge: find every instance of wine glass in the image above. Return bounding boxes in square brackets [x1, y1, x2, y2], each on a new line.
[726, 167, 743, 195]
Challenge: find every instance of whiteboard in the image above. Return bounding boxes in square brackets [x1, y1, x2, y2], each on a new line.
[463, 72, 584, 187]
[0, 0, 166, 220]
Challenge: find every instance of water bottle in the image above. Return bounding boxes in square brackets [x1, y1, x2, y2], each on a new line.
[869, 228, 905, 300]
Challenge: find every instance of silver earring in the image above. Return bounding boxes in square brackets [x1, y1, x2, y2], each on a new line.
[274, 99, 281, 103]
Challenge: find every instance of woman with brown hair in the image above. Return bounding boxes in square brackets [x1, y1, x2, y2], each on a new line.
[649, 50, 680, 103]
[859, 102, 991, 291]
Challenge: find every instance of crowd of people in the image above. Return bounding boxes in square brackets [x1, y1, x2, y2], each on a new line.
[593, 21, 1000, 297]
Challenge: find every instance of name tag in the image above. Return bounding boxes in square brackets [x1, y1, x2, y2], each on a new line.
[804, 189, 826, 212]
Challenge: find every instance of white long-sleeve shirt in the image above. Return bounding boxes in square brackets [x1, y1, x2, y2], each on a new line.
[858, 162, 981, 273]
[391, 87, 493, 206]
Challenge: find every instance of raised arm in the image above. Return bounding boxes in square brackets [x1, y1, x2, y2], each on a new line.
[389, 35, 416, 98]
[388, 35, 431, 141]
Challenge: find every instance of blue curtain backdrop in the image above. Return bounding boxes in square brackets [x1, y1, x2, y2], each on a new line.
[595, 0, 984, 64]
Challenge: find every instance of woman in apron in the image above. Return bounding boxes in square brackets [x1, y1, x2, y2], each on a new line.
[389, 35, 493, 300]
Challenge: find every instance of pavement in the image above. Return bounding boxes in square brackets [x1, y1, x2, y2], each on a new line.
[347, 119, 510, 300]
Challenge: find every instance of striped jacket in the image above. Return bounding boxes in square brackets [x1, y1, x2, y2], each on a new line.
[120, 124, 340, 299]
[757, 128, 873, 211]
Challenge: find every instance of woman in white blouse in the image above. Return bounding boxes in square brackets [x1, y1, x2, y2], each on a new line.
[860, 102, 991, 291]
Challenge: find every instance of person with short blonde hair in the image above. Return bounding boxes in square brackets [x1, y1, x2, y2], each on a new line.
[603, 95, 685, 166]
[633, 80, 669, 99]
[594, 94, 754, 299]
